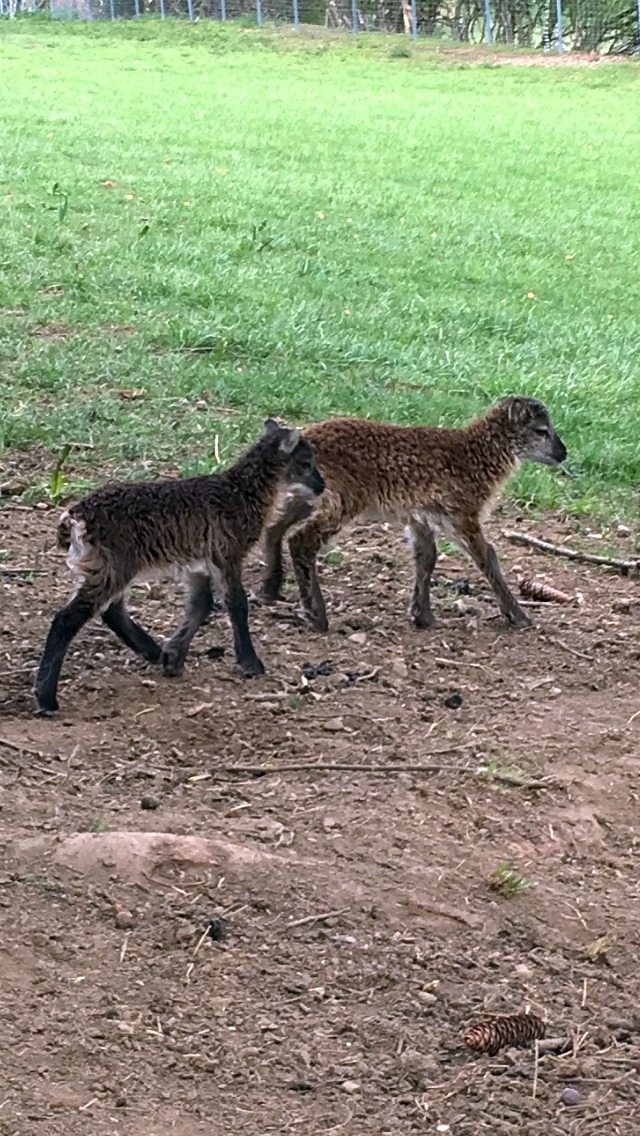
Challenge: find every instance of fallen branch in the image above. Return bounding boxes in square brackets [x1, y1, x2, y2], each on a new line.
[287, 906, 350, 929]
[211, 762, 552, 789]
[0, 736, 48, 759]
[503, 530, 639, 575]
[544, 635, 594, 662]
[536, 1036, 571, 1056]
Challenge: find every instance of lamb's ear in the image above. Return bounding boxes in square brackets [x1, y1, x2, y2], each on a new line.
[262, 417, 281, 438]
[278, 427, 301, 456]
[505, 396, 530, 426]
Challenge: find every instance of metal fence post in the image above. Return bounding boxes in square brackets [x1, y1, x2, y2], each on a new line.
[159, 0, 164, 16]
[256, 0, 261, 26]
[555, 0, 563, 53]
[351, 0, 357, 35]
[186, 0, 193, 19]
[292, 0, 298, 32]
[108, 0, 114, 19]
[66, 0, 73, 18]
[637, 0, 640, 57]
[220, 0, 226, 19]
[483, 0, 492, 46]
[410, 0, 416, 40]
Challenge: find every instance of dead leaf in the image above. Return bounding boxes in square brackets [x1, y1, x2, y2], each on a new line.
[185, 702, 214, 718]
[117, 388, 146, 401]
[585, 931, 617, 961]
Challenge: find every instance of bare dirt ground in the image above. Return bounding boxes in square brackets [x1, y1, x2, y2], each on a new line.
[1, 501, 639, 1136]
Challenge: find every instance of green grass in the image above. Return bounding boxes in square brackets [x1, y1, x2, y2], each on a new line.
[1, 18, 640, 517]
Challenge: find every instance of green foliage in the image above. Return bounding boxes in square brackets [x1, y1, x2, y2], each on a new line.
[488, 862, 532, 896]
[0, 21, 639, 518]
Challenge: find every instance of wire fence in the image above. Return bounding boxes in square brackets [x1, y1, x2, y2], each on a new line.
[2, 0, 639, 55]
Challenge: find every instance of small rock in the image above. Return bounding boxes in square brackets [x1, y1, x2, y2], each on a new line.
[617, 524, 631, 536]
[349, 631, 367, 645]
[322, 717, 344, 732]
[453, 598, 471, 616]
[301, 660, 334, 680]
[207, 918, 227, 942]
[613, 598, 632, 614]
[391, 659, 408, 679]
[340, 1080, 360, 1095]
[206, 645, 226, 659]
[449, 577, 471, 595]
[140, 794, 160, 811]
[444, 691, 463, 710]
[114, 905, 134, 930]
[514, 963, 533, 979]
[416, 990, 438, 1006]
[560, 1087, 580, 1107]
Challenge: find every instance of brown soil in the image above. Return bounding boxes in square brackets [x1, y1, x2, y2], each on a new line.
[1, 503, 639, 1135]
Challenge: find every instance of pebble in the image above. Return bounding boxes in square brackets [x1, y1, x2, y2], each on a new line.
[322, 717, 345, 732]
[444, 691, 463, 710]
[114, 905, 134, 930]
[349, 632, 367, 646]
[560, 1087, 580, 1107]
[207, 918, 227, 942]
[340, 1080, 360, 1095]
[140, 794, 160, 811]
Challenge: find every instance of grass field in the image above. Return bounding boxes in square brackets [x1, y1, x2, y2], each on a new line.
[1, 19, 640, 517]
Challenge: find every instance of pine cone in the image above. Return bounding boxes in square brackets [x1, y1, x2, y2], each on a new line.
[518, 576, 574, 604]
[464, 1012, 545, 1056]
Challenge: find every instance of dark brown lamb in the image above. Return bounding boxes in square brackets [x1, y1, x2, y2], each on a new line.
[262, 396, 566, 633]
[34, 419, 325, 714]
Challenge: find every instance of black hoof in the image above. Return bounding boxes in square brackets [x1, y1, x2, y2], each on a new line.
[162, 651, 185, 678]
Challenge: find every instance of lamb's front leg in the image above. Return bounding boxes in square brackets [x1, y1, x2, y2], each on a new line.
[221, 563, 265, 676]
[262, 493, 315, 603]
[459, 519, 531, 629]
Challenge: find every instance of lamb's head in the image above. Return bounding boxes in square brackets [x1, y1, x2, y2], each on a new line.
[262, 418, 326, 501]
[498, 396, 567, 467]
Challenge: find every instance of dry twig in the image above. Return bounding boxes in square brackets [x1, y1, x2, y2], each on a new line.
[544, 635, 594, 662]
[211, 762, 551, 789]
[287, 906, 350, 929]
[503, 530, 639, 575]
[0, 736, 48, 759]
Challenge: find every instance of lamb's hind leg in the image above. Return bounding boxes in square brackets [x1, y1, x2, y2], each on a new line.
[408, 518, 438, 630]
[289, 516, 339, 633]
[262, 494, 316, 603]
[34, 584, 104, 714]
[102, 598, 163, 664]
[459, 519, 531, 629]
[162, 572, 215, 678]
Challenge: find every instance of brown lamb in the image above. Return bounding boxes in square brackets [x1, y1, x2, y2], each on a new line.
[262, 396, 566, 633]
[34, 419, 325, 715]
